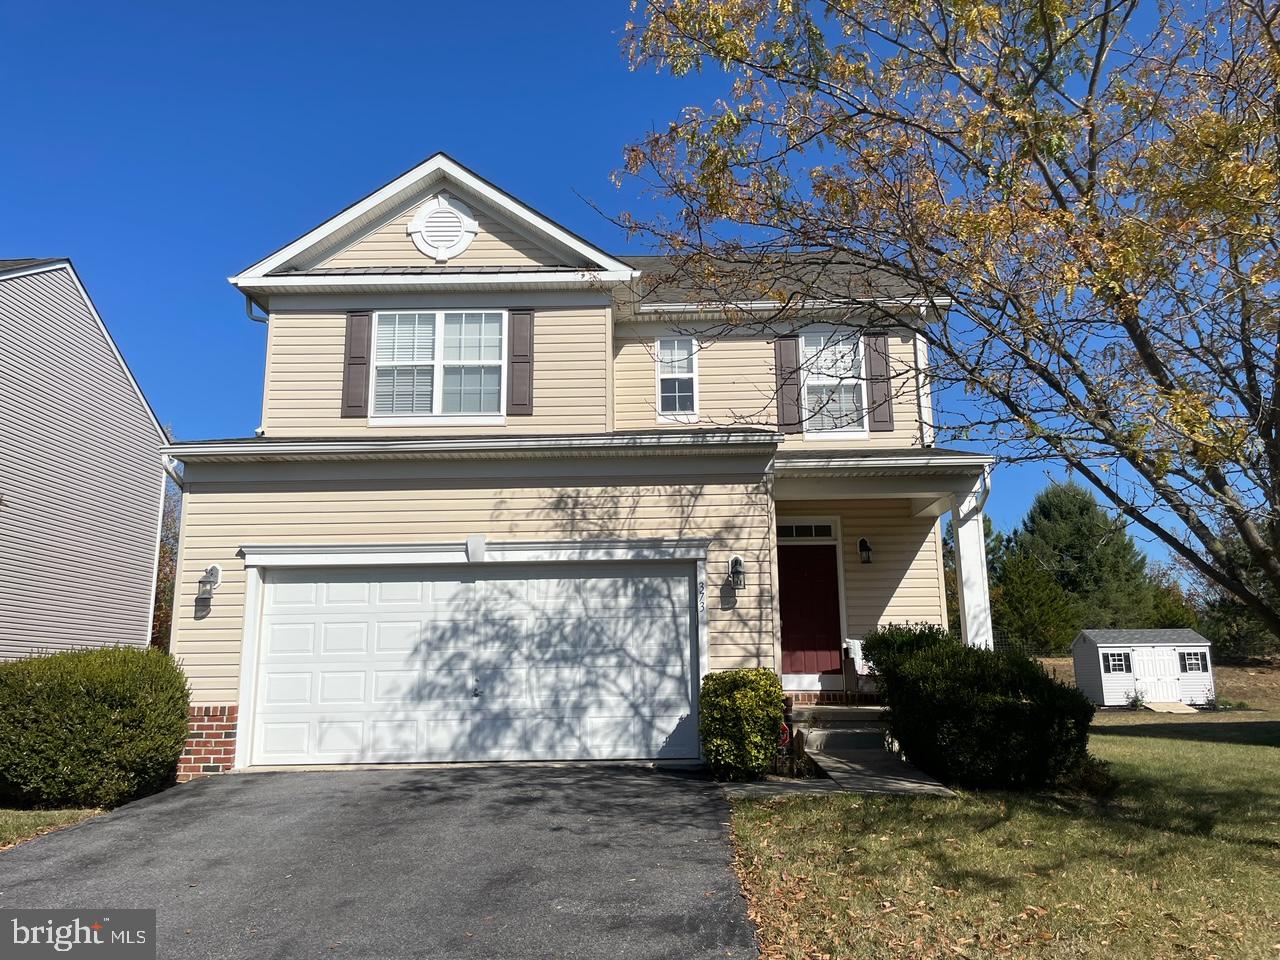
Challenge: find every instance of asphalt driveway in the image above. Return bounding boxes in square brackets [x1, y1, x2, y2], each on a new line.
[0, 766, 757, 959]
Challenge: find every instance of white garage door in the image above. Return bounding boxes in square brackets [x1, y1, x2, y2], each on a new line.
[249, 561, 699, 765]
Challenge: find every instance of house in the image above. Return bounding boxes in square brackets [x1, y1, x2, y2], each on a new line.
[162, 154, 995, 778]
[1072, 629, 1215, 707]
[0, 259, 167, 659]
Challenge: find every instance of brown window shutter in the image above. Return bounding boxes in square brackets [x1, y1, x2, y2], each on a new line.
[864, 333, 894, 432]
[507, 308, 534, 416]
[774, 337, 802, 433]
[341, 310, 373, 418]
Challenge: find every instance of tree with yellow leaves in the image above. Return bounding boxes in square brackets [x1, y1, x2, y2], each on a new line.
[621, 0, 1280, 638]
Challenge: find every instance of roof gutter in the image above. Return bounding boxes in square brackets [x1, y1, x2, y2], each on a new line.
[631, 296, 952, 316]
[163, 430, 783, 464]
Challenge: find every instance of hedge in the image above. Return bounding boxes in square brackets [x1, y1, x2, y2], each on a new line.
[0, 647, 190, 808]
[868, 625, 1095, 790]
[700, 668, 785, 780]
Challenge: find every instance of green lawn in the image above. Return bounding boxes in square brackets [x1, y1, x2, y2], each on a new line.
[0, 808, 98, 851]
[734, 713, 1280, 959]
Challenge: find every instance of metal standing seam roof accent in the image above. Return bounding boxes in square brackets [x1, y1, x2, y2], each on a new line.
[277, 264, 599, 276]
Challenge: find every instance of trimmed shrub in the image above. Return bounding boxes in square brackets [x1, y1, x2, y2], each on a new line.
[884, 643, 1094, 790]
[860, 622, 958, 685]
[700, 668, 785, 781]
[0, 647, 190, 808]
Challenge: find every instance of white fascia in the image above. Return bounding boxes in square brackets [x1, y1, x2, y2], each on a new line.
[632, 296, 953, 316]
[230, 270, 636, 293]
[161, 429, 783, 462]
[776, 452, 994, 473]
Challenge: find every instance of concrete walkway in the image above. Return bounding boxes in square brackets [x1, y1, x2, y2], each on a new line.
[799, 707, 954, 797]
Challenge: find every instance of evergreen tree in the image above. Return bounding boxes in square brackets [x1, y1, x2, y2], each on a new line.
[1009, 483, 1154, 629]
[991, 550, 1080, 654]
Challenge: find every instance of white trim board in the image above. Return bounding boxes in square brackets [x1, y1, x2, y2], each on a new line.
[231, 153, 635, 282]
[163, 429, 782, 463]
[239, 538, 714, 569]
[235, 270, 635, 293]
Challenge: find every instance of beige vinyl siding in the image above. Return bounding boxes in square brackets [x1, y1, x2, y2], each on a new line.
[263, 306, 610, 436]
[0, 266, 164, 658]
[171, 456, 778, 704]
[319, 205, 572, 271]
[615, 335, 778, 429]
[776, 499, 947, 638]
[613, 328, 925, 449]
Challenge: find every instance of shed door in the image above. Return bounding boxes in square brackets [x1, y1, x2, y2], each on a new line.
[1133, 647, 1179, 702]
[249, 561, 699, 765]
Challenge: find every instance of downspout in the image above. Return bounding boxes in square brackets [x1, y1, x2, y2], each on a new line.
[244, 293, 269, 436]
[244, 293, 268, 323]
[162, 454, 184, 490]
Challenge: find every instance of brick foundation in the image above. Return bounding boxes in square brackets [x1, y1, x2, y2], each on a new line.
[178, 705, 239, 781]
[786, 690, 882, 706]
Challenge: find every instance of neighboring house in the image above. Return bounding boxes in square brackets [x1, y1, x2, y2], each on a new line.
[1072, 628, 1216, 706]
[163, 154, 995, 778]
[0, 259, 167, 659]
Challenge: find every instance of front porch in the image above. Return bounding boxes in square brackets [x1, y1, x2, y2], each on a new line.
[772, 449, 994, 701]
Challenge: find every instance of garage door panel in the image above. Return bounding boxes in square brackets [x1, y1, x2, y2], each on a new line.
[320, 622, 369, 655]
[264, 622, 316, 656]
[252, 561, 699, 765]
[317, 671, 366, 704]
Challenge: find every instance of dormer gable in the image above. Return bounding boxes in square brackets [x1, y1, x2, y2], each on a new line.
[230, 153, 634, 297]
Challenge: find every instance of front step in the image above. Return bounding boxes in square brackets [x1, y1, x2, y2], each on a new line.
[804, 727, 886, 753]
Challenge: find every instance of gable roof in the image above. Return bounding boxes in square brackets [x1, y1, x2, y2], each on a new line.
[623, 253, 935, 309]
[230, 152, 634, 286]
[0, 258, 168, 444]
[0, 258, 62, 275]
[1074, 628, 1210, 647]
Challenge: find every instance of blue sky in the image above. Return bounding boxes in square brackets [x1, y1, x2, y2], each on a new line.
[0, 0, 1108, 543]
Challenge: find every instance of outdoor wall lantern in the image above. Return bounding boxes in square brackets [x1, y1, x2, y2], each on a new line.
[858, 538, 873, 564]
[197, 565, 222, 600]
[729, 555, 746, 590]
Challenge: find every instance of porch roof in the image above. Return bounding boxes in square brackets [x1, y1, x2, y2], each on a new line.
[772, 446, 992, 516]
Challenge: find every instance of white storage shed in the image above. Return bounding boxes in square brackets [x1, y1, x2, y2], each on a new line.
[1071, 629, 1215, 707]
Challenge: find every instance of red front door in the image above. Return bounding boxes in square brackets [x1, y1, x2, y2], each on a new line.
[778, 543, 844, 674]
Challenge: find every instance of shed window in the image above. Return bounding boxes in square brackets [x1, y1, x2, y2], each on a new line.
[1101, 651, 1131, 674]
[1179, 651, 1208, 673]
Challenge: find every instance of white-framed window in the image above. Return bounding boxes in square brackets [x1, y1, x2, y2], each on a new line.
[800, 328, 867, 436]
[1102, 651, 1132, 674]
[371, 310, 505, 421]
[656, 336, 698, 421]
[1179, 651, 1208, 673]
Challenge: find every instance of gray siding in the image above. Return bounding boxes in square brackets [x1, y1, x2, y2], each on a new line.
[0, 265, 164, 657]
[1071, 638, 1105, 705]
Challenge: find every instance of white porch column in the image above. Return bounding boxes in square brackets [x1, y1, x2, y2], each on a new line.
[952, 476, 994, 649]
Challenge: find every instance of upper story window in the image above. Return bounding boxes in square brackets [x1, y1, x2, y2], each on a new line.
[1179, 651, 1208, 673]
[656, 337, 698, 421]
[801, 329, 866, 435]
[372, 310, 505, 420]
